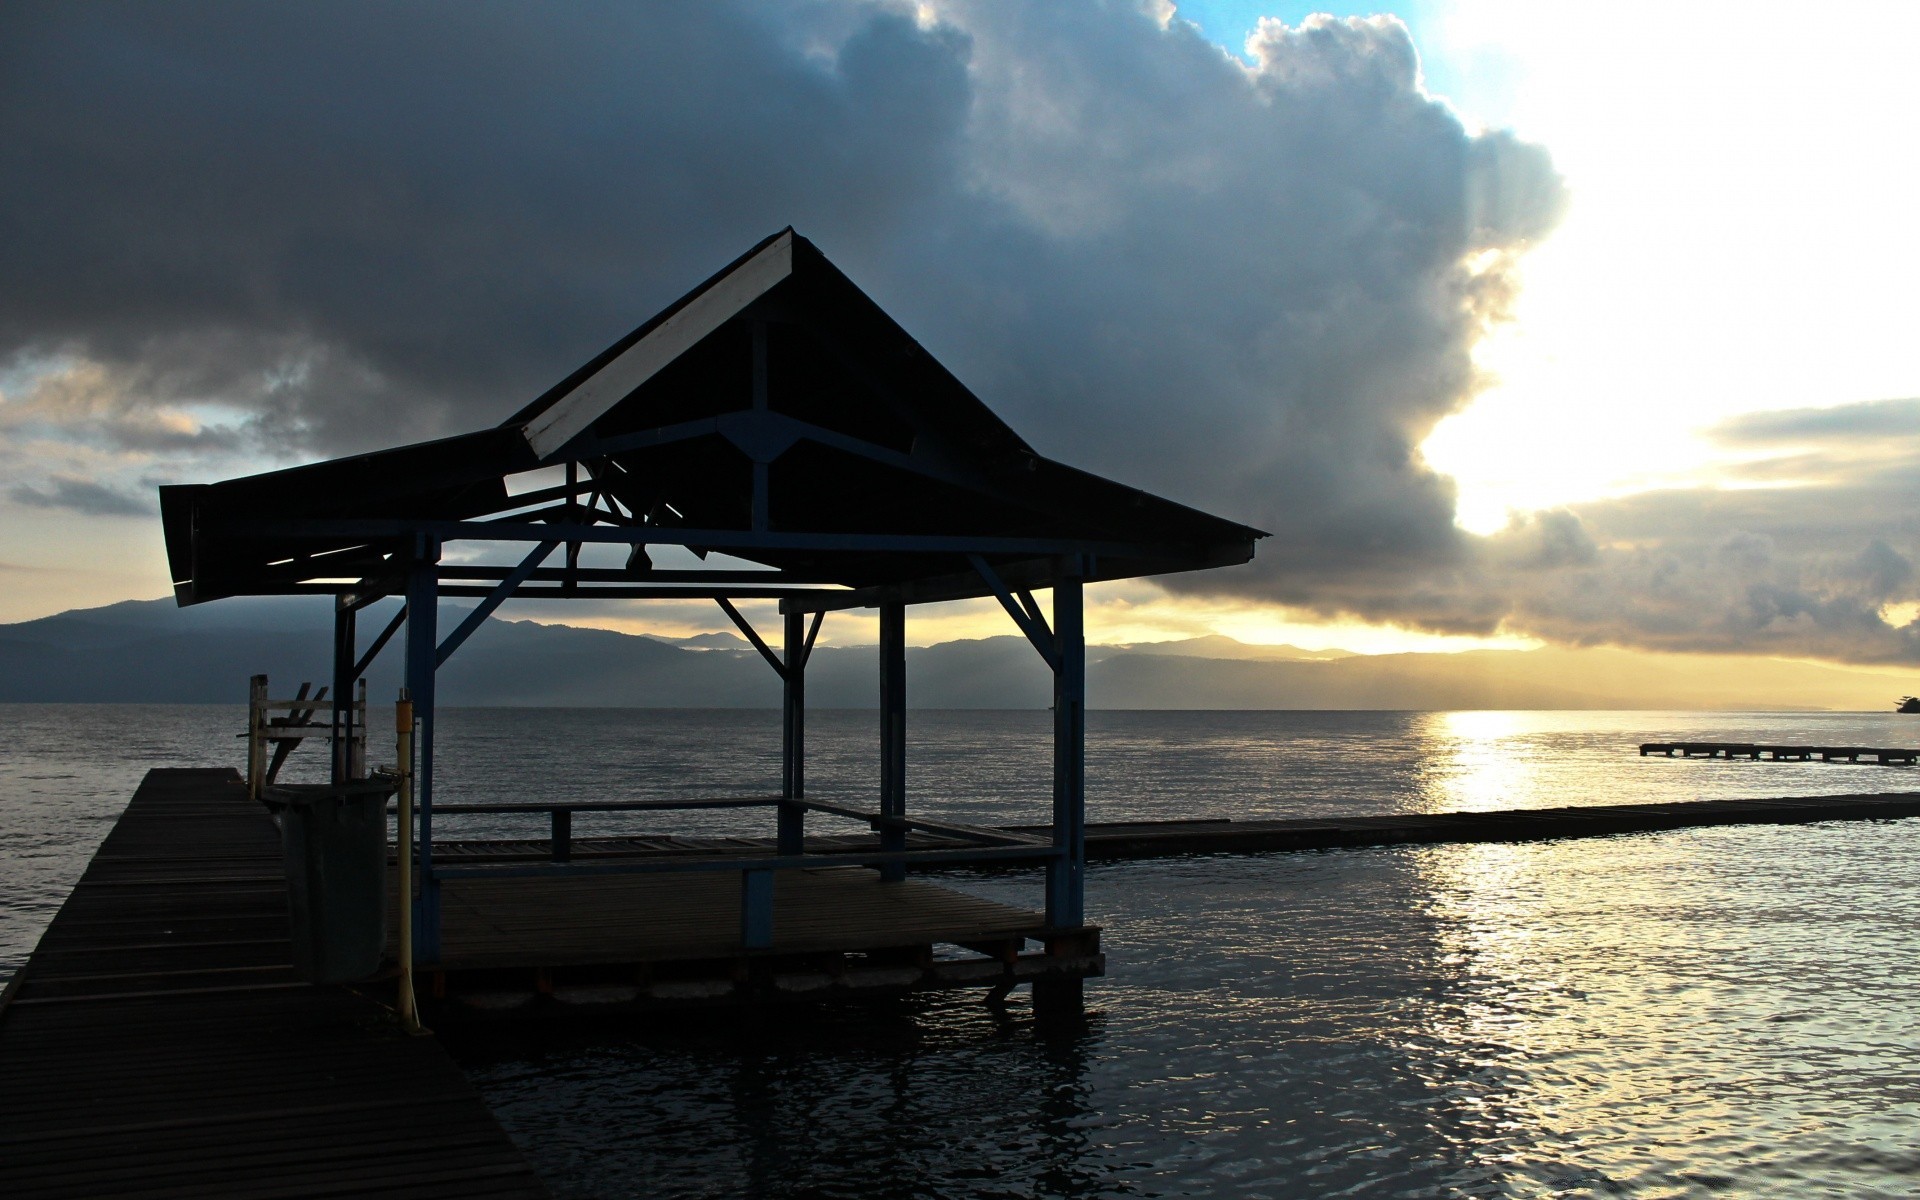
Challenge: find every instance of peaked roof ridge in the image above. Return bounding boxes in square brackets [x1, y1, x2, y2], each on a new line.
[506, 226, 797, 447]
[505, 228, 1041, 466]
[159, 229, 1261, 607]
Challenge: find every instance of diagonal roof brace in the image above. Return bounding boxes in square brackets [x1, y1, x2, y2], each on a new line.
[969, 553, 1060, 671]
[436, 540, 558, 667]
[715, 597, 788, 681]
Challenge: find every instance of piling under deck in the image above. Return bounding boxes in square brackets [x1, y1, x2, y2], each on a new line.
[417, 868, 1101, 1017]
[0, 768, 547, 1200]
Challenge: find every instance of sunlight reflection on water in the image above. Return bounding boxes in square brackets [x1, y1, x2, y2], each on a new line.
[460, 825, 1920, 1198]
[5, 704, 1919, 1196]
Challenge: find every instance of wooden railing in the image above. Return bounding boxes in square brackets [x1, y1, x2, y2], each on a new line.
[245, 673, 368, 799]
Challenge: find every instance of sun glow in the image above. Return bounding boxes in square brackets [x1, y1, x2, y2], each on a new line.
[1417, 1, 1920, 534]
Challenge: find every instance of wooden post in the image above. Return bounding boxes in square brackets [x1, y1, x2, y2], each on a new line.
[395, 692, 425, 1034]
[403, 539, 442, 964]
[878, 599, 907, 882]
[246, 673, 268, 801]
[1046, 562, 1086, 928]
[330, 597, 356, 786]
[779, 610, 806, 855]
[741, 868, 774, 950]
[1035, 561, 1087, 1024]
[350, 679, 367, 779]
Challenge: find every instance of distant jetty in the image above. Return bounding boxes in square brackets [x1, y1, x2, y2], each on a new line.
[1640, 740, 1918, 765]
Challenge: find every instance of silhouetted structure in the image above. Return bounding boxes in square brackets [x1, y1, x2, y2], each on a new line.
[159, 229, 1263, 1015]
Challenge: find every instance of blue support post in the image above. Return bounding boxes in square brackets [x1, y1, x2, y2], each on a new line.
[878, 599, 907, 882]
[741, 868, 774, 950]
[330, 597, 356, 785]
[404, 539, 442, 964]
[1047, 563, 1086, 929]
[779, 611, 806, 855]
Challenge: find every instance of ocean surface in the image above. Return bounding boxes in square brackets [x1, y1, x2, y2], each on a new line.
[4, 705, 1919, 1196]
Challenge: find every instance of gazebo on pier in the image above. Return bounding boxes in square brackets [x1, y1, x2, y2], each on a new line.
[159, 229, 1263, 1017]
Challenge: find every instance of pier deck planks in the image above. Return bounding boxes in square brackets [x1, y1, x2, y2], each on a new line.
[0, 768, 547, 1200]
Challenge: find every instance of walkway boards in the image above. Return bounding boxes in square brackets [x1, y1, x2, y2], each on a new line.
[0, 768, 547, 1200]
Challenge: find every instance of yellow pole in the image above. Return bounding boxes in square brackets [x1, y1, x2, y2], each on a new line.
[395, 692, 426, 1034]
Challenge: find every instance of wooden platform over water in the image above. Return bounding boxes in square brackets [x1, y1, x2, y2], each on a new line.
[419, 866, 1099, 1018]
[0, 768, 547, 1200]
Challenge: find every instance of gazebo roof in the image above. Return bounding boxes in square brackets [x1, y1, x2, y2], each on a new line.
[160, 229, 1263, 609]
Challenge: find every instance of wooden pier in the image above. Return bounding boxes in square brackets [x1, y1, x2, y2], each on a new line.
[431, 789, 1920, 869]
[1071, 791, 1920, 856]
[6, 768, 1919, 1195]
[1640, 740, 1919, 765]
[0, 769, 548, 1200]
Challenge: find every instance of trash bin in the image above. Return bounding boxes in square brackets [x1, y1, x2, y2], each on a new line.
[264, 779, 397, 984]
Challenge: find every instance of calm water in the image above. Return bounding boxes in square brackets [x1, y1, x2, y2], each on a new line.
[4, 705, 1919, 1196]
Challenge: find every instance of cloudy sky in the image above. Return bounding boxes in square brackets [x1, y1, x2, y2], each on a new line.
[2, 0, 1915, 665]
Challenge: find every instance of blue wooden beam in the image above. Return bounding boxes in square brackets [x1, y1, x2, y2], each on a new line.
[878, 599, 907, 883]
[351, 603, 407, 681]
[431, 842, 1063, 880]
[715, 597, 788, 681]
[1047, 560, 1087, 929]
[403, 539, 442, 964]
[741, 868, 774, 949]
[779, 610, 807, 856]
[435, 540, 557, 668]
[801, 610, 822, 668]
[968, 553, 1059, 670]
[330, 598, 356, 785]
[226, 517, 1177, 561]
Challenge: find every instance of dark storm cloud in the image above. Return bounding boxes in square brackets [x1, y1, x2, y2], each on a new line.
[8, 1, 1906, 663]
[0, 0, 1563, 585]
[1, 0, 974, 454]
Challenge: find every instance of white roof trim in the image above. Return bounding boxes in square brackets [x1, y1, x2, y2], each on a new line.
[524, 231, 795, 459]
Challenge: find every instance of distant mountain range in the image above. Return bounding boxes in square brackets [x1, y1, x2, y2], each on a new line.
[0, 597, 1907, 710]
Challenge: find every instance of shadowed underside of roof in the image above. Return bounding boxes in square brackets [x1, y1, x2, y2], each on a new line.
[160, 229, 1263, 609]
